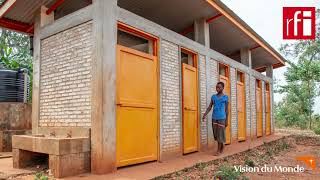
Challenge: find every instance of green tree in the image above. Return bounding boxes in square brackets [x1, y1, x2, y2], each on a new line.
[0, 29, 33, 101]
[0, 29, 32, 71]
[277, 9, 320, 129]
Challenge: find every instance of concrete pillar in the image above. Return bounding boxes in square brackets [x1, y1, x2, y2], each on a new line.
[194, 18, 210, 47]
[40, 7, 54, 27]
[91, 0, 117, 174]
[240, 48, 252, 68]
[266, 65, 273, 79]
[31, 6, 54, 134]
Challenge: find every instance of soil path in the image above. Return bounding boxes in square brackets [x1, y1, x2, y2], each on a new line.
[245, 136, 320, 180]
[155, 135, 320, 180]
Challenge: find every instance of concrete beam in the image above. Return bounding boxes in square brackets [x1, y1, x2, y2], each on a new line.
[40, 5, 93, 39]
[117, 7, 272, 83]
[240, 48, 252, 68]
[40, 6, 54, 27]
[91, 0, 117, 174]
[194, 18, 210, 47]
[266, 65, 273, 79]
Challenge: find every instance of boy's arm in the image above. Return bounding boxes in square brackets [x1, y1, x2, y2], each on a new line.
[202, 100, 213, 121]
[225, 101, 229, 127]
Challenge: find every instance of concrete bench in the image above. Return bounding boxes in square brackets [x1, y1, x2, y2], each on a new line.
[12, 135, 90, 178]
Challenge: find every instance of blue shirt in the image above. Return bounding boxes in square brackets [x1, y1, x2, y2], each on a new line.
[211, 94, 228, 120]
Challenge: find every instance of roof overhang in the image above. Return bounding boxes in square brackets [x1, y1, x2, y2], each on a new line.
[0, 0, 90, 35]
[207, 0, 285, 69]
[0, 0, 16, 17]
[0, 0, 286, 71]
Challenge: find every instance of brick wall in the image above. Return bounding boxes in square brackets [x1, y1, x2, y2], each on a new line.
[206, 58, 218, 143]
[250, 76, 256, 136]
[199, 55, 207, 145]
[160, 40, 181, 152]
[245, 73, 251, 137]
[230, 68, 237, 138]
[39, 21, 93, 127]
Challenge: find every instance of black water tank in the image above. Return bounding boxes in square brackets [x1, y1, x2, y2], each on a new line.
[0, 69, 28, 102]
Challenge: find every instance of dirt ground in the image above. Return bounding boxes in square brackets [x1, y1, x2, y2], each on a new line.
[3, 134, 320, 180]
[244, 136, 320, 180]
[155, 135, 320, 180]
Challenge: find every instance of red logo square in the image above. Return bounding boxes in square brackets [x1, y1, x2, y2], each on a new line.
[283, 7, 316, 40]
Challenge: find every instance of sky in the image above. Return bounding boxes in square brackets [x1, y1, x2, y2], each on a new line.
[220, 0, 320, 114]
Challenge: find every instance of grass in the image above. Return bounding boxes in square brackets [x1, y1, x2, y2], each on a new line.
[153, 136, 295, 180]
[34, 172, 49, 180]
[244, 157, 255, 167]
[313, 127, 320, 135]
[194, 162, 206, 170]
[214, 163, 243, 180]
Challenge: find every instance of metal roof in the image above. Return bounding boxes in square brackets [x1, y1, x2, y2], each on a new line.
[4, 0, 54, 24]
[0, 0, 285, 70]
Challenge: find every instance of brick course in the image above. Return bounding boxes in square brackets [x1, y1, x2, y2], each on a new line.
[199, 55, 207, 145]
[230, 67, 237, 138]
[206, 58, 218, 143]
[250, 76, 256, 136]
[245, 73, 251, 137]
[160, 40, 181, 152]
[39, 21, 93, 127]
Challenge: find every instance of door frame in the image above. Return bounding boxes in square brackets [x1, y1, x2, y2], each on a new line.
[180, 47, 200, 154]
[255, 79, 263, 137]
[218, 62, 231, 144]
[236, 70, 246, 141]
[117, 22, 160, 164]
[265, 82, 271, 136]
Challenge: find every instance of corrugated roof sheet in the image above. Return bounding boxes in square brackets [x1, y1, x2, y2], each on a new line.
[4, 0, 55, 24]
[0, 0, 6, 6]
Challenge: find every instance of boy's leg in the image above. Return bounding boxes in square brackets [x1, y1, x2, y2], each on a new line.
[214, 143, 221, 156]
[220, 143, 224, 153]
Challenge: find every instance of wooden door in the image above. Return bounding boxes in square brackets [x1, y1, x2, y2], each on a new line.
[237, 81, 246, 141]
[265, 84, 271, 135]
[256, 81, 263, 137]
[219, 75, 231, 144]
[116, 45, 158, 167]
[182, 63, 198, 154]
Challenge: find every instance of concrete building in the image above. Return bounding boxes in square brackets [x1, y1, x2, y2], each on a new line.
[0, 0, 285, 178]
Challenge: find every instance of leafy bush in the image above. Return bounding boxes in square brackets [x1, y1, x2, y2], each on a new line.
[214, 164, 243, 180]
[244, 157, 255, 167]
[34, 172, 48, 180]
[313, 127, 320, 135]
[195, 162, 206, 170]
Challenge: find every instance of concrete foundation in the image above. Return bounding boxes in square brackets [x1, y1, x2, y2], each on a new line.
[0, 103, 31, 152]
[12, 135, 90, 178]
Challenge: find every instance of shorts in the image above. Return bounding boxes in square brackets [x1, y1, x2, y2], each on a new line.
[212, 119, 226, 143]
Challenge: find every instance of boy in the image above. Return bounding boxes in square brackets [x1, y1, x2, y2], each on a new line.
[202, 82, 229, 156]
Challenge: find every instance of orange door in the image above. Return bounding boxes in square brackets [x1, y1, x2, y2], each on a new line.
[256, 83, 263, 137]
[237, 81, 246, 141]
[219, 75, 231, 144]
[116, 45, 158, 167]
[182, 63, 198, 154]
[265, 86, 271, 135]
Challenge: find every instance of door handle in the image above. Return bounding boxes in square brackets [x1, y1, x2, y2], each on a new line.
[184, 107, 196, 111]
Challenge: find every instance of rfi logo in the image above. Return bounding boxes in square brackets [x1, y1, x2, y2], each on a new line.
[283, 7, 316, 39]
